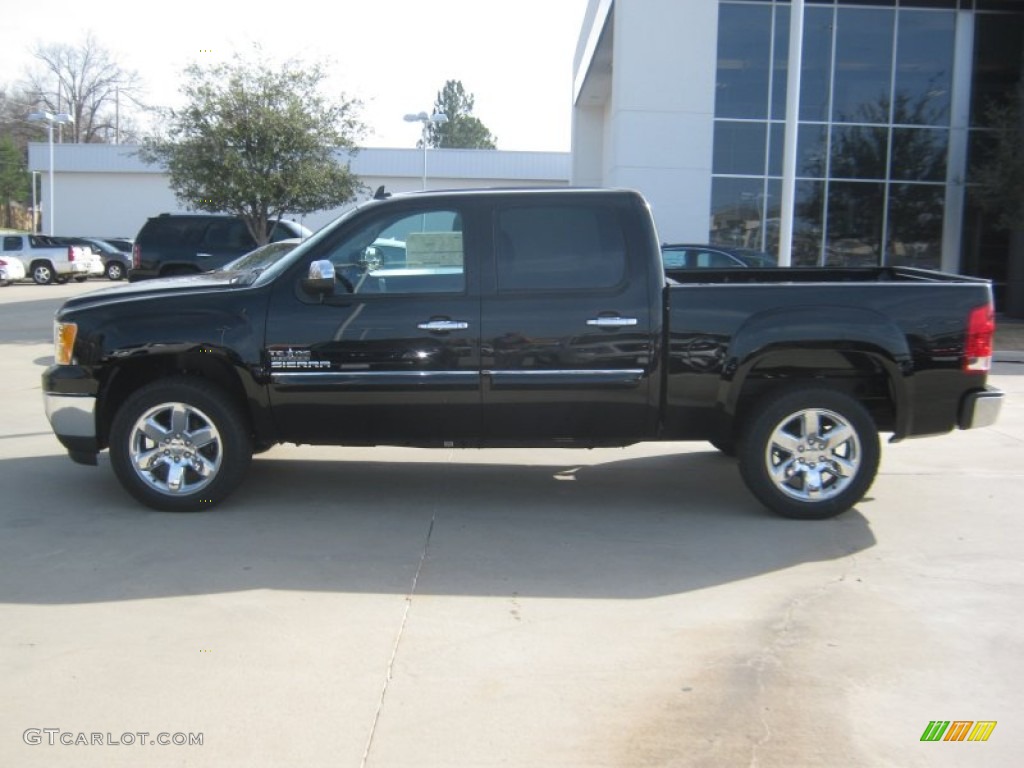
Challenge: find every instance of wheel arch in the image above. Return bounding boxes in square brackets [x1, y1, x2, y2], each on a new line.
[97, 348, 256, 450]
[720, 307, 913, 439]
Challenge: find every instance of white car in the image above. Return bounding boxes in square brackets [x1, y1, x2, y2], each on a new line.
[0, 256, 26, 286]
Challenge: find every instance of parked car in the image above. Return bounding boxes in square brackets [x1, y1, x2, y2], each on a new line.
[1, 233, 97, 284]
[44, 188, 1001, 520]
[49, 237, 111, 280]
[99, 238, 134, 254]
[77, 237, 133, 280]
[662, 243, 777, 269]
[0, 255, 26, 285]
[130, 214, 312, 281]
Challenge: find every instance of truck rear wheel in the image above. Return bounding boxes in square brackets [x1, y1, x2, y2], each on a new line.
[109, 377, 253, 512]
[738, 387, 879, 519]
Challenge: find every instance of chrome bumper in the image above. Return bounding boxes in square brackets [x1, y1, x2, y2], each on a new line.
[959, 387, 1003, 430]
[43, 392, 97, 438]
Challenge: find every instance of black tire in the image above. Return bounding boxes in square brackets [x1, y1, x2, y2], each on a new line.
[106, 261, 125, 280]
[31, 261, 55, 285]
[738, 387, 880, 520]
[109, 377, 253, 512]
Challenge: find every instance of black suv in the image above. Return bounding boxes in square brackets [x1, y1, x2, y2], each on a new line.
[130, 214, 312, 281]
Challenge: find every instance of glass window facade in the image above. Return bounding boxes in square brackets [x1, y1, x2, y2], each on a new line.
[711, 0, 1022, 278]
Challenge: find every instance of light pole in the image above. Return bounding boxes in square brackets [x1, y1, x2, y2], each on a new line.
[27, 110, 74, 235]
[31, 172, 39, 233]
[403, 111, 448, 189]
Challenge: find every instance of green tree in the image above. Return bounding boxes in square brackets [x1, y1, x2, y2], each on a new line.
[138, 53, 365, 245]
[424, 80, 496, 149]
[0, 85, 38, 153]
[972, 94, 1024, 232]
[796, 91, 951, 265]
[0, 136, 29, 228]
[971, 41, 1024, 317]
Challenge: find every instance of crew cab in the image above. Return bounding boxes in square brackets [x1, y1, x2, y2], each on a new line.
[2, 233, 101, 284]
[42, 189, 1003, 518]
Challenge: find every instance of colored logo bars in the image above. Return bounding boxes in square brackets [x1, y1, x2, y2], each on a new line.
[921, 721, 997, 742]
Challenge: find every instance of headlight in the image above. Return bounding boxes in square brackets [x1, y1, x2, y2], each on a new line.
[54, 321, 78, 365]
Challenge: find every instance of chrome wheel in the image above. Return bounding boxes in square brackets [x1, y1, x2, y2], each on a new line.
[128, 401, 223, 496]
[739, 387, 879, 519]
[764, 407, 861, 502]
[106, 261, 125, 280]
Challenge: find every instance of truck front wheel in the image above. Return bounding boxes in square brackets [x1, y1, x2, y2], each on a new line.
[109, 377, 253, 512]
[738, 387, 880, 520]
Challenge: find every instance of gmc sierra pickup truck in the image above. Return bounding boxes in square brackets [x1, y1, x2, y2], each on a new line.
[42, 189, 1003, 518]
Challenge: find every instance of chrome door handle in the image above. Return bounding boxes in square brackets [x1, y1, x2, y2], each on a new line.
[196, 252, 212, 259]
[587, 316, 638, 328]
[417, 319, 469, 332]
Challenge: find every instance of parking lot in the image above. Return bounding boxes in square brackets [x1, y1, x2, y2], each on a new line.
[1, 279, 1022, 767]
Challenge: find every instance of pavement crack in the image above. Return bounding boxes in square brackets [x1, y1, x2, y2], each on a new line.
[360, 510, 436, 768]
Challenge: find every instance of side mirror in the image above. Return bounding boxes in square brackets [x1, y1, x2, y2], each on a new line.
[302, 260, 336, 295]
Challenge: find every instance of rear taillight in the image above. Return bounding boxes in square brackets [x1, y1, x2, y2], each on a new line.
[132, 243, 140, 269]
[964, 304, 995, 373]
[68, 246, 76, 262]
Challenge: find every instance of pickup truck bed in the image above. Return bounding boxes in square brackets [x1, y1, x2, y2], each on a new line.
[664, 267, 997, 441]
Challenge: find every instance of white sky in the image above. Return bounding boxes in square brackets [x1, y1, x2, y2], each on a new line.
[1, 0, 589, 152]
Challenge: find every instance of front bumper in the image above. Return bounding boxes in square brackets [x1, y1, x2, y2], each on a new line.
[42, 366, 99, 465]
[958, 387, 1004, 430]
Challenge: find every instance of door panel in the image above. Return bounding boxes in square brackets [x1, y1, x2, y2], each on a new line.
[480, 200, 657, 443]
[265, 204, 482, 446]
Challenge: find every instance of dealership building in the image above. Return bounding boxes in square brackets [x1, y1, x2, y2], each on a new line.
[29, 0, 1023, 300]
[572, 0, 1023, 302]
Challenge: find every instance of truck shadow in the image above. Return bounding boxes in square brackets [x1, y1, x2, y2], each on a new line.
[0, 448, 875, 604]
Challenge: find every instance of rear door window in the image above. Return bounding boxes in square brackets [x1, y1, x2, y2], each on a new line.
[495, 205, 626, 292]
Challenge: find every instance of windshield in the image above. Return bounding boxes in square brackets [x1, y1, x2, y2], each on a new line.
[220, 240, 300, 272]
[243, 200, 379, 286]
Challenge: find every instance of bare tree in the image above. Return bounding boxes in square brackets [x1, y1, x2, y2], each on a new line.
[24, 31, 144, 143]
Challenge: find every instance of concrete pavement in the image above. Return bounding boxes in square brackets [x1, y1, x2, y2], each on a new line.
[0, 279, 1021, 767]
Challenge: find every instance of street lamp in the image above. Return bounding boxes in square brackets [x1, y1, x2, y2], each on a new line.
[27, 110, 74, 235]
[403, 111, 448, 190]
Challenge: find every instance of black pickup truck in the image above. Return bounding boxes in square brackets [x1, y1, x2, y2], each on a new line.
[42, 189, 1003, 518]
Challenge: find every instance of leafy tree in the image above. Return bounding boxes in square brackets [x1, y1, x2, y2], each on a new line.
[972, 79, 1024, 316]
[972, 94, 1024, 232]
[24, 31, 144, 143]
[0, 136, 30, 228]
[424, 80, 496, 149]
[138, 53, 365, 245]
[797, 91, 951, 264]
